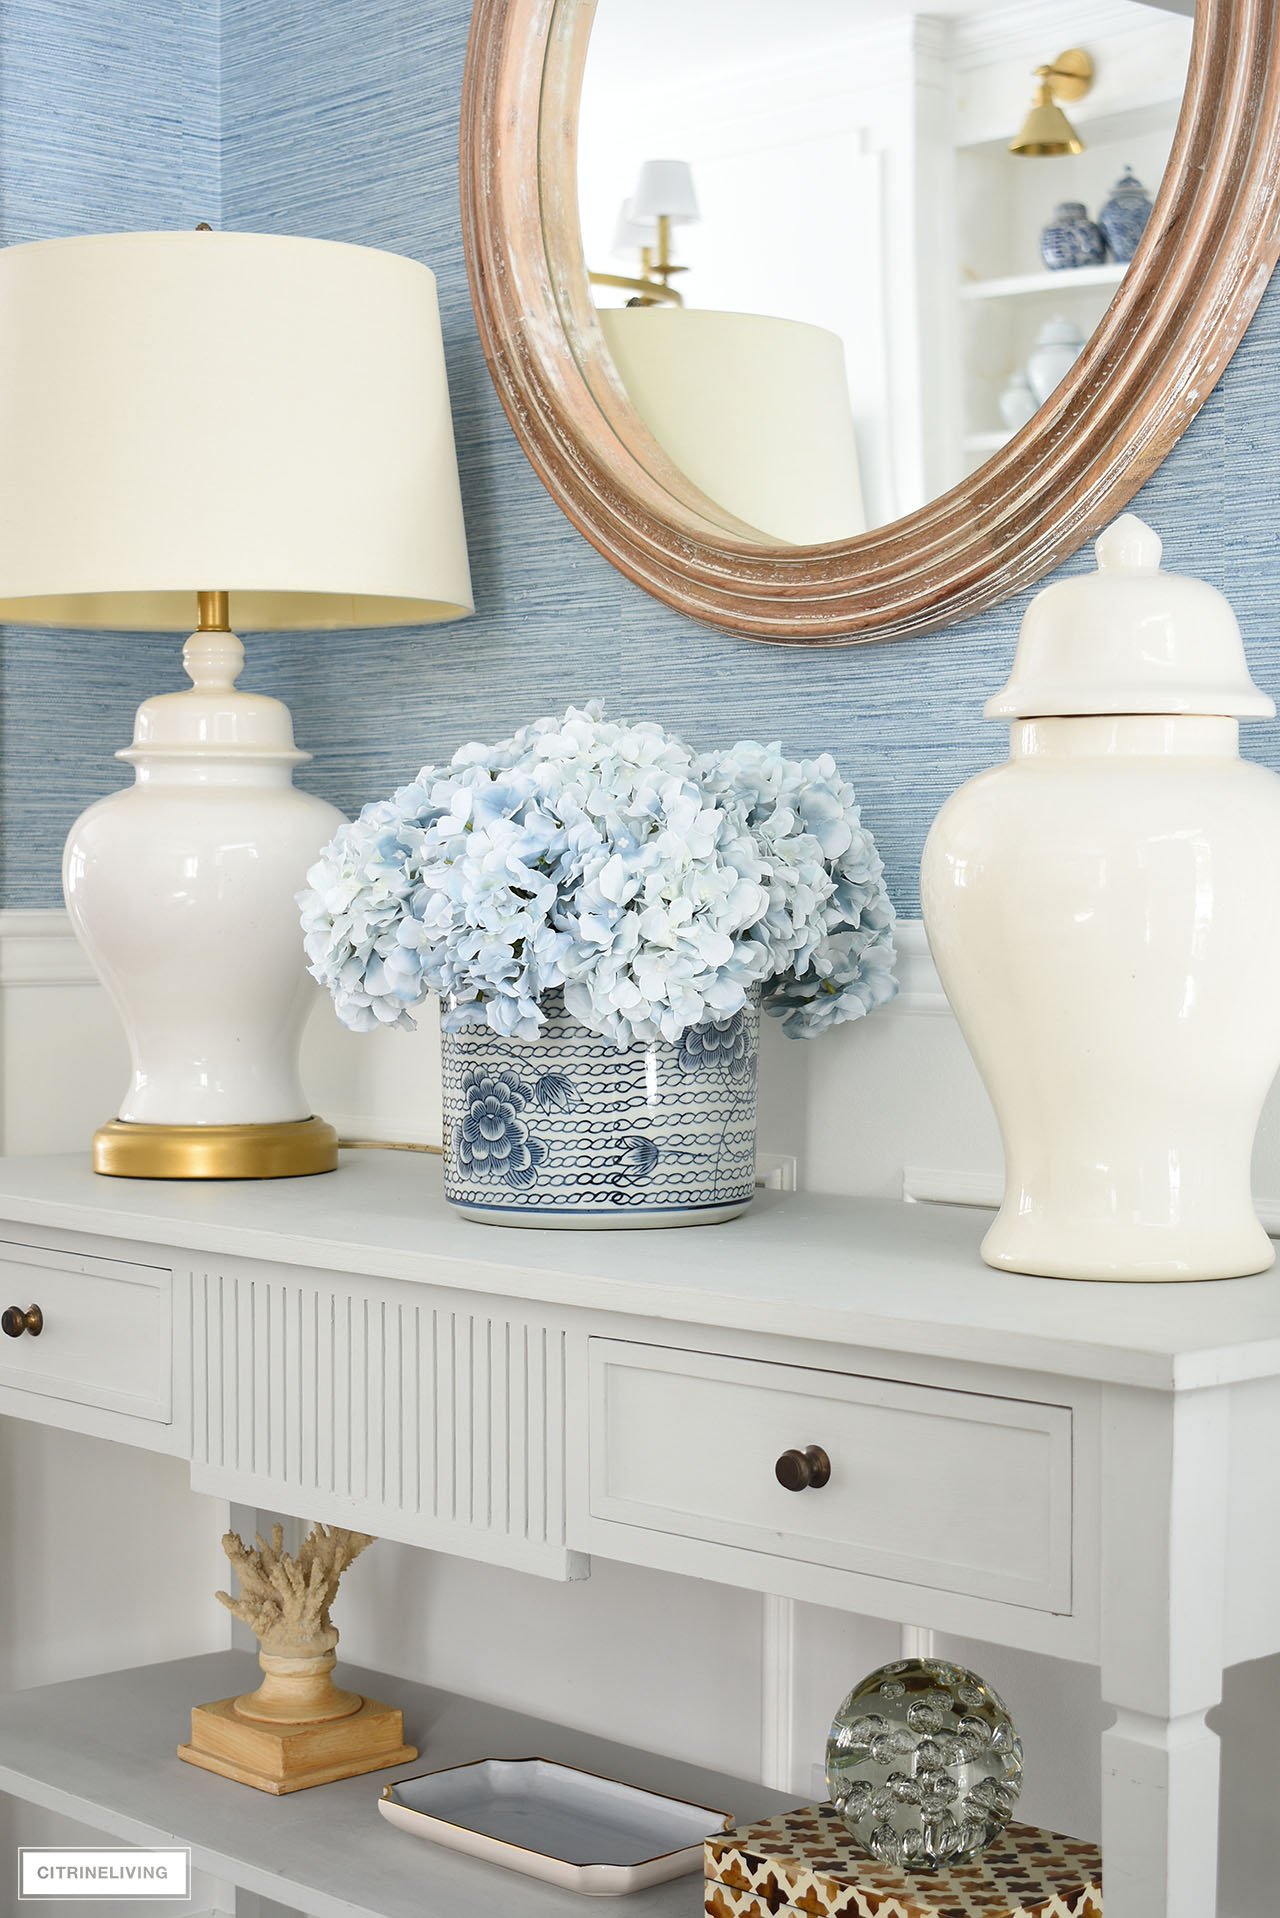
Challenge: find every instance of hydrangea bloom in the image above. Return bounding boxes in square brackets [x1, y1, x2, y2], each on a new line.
[695, 739, 899, 1037]
[299, 707, 896, 1047]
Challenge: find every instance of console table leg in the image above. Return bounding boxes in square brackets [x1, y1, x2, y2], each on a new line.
[1100, 1385, 1228, 1918]
[1101, 1707, 1220, 1918]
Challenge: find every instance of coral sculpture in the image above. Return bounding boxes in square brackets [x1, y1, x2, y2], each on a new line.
[218, 1523, 376, 1725]
[217, 1523, 373, 1659]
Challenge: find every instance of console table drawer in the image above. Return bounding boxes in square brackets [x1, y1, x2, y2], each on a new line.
[588, 1341, 1072, 1612]
[0, 1241, 171, 1423]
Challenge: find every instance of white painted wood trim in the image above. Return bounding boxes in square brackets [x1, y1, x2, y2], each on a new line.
[10, 898, 1278, 1239]
[951, 0, 1180, 69]
[0, 907, 948, 1013]
[890, 919, 946, 1014]
[905, 1161, 1280, 1236]
[0, 909, 94, 986]
[899, 1624, 937, 1661]
[760, 1594, 796, 1791]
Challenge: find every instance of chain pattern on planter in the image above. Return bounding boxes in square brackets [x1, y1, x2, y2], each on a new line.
[826, 1660, 1024, 1872]
[442, 990, 759, 1224]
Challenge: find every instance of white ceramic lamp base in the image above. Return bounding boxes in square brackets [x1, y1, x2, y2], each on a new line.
[63, 620, 346, 1180]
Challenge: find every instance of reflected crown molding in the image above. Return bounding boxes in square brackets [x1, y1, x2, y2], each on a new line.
[951, 0, 1183, 71]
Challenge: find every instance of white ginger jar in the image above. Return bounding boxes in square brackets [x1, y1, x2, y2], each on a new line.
[921, 514, 1280, 1281]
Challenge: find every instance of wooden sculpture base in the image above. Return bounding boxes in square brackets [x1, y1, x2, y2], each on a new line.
[179, 1693, 417, 1795]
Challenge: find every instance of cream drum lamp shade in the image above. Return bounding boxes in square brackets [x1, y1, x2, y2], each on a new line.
[599, 307, 864, 545]
[0, 229, 473, 1182]
[0, 230, 473, 628]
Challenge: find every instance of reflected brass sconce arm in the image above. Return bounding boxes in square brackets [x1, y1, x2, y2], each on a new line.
[591, 212, 689, 308]
[588, 270, 682, 307]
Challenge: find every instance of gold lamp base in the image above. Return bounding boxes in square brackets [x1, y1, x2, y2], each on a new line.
[92, 1117, 339, 1180]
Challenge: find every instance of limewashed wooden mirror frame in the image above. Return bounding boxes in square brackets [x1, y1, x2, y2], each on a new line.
[461, 0, 1280, 646]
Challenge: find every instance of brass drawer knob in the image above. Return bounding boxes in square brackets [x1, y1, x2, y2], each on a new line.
[775, 1444, 831, 1492]
[1, 1304, 42, 1339]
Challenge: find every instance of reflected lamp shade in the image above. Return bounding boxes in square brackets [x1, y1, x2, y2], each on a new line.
[631, 159, 701, 225]
[0, 230, 473, 1181]
[599, 307, 864, 545]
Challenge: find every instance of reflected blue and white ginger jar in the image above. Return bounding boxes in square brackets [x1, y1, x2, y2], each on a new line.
[1039, 201, 1106, 272]
[1099, 168, 1153, 263]
[441, 990, 759, 1228]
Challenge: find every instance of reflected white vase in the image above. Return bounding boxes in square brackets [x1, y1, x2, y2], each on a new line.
[1026, 316, 1085, 405]
[921, 514, 1280, 1281]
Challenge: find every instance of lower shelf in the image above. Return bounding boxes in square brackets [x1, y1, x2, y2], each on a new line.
[0, 1651, 796, 1918]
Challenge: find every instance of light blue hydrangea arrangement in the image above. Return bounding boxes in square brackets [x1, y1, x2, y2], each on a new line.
[298, 705, 897, 1049]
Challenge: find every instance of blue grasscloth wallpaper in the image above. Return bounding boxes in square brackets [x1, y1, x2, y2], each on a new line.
[3, 0, 1278, 913]
[0, 0, 221, 907]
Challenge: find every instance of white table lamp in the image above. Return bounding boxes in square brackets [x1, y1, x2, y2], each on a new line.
[0, 230, 473, 1178]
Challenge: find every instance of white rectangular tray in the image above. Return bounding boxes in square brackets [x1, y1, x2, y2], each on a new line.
[378, 1756, 732, 1896]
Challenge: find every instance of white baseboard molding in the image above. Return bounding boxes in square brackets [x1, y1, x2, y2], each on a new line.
[905, 1163, 1280, 1238]
[902, 1165, 1002, 1208]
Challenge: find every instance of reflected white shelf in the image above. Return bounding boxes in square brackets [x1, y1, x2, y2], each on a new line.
[962, 430, 1012, 454]
[959, 263, 1127, 301]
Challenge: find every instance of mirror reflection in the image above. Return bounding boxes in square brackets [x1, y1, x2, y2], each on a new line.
[571, 0, 1194, 544]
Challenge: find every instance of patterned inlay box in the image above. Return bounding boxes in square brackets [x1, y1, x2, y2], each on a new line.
[705, 1806, 1101, 1918]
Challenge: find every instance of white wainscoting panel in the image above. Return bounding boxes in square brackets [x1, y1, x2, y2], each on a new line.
[9, 909, 1280, 1220]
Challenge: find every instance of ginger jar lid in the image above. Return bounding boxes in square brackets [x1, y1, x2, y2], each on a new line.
[985, 514, 1275, 720]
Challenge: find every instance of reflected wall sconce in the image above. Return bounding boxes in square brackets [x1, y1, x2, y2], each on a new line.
[589, 159, 701, 308]
[1010, 49, 1094, 156]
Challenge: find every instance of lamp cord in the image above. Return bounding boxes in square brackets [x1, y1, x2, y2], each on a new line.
[336, 1136, 443, 1156]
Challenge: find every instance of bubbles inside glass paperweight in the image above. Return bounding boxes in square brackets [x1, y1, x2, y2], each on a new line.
[825, 1658, 1023, 1871]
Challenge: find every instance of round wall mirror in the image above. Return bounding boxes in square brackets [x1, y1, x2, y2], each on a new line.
[462, 0, 1280, 644]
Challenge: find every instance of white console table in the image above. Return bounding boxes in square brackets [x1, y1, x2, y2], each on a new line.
[0, 1151, 1273, 1918]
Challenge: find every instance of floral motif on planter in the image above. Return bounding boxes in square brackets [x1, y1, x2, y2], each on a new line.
[452, 1067, 550, 1190]
[442, 991, 760, 1227]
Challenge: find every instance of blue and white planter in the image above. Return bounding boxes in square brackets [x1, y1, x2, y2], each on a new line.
[1098, 168, 1153, 265]
[1039, 202, 1106, 272]
[441, 991, 759, 1228]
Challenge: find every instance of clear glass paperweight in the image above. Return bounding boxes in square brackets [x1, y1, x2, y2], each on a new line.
[825, 1658, 1023, 1871]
